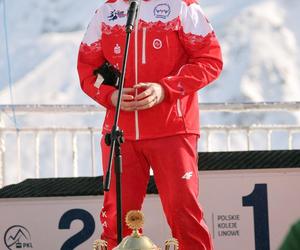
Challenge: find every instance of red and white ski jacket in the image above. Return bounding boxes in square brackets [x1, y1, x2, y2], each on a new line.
[77, 0, 223, 140]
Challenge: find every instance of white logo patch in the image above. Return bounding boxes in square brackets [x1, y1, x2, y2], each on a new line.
[153, 39, 163, 49]
[182, 171, 193, 180]
[94, 74, 104, 88]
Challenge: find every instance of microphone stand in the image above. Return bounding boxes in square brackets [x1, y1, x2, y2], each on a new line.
[104, 0, 139, 244]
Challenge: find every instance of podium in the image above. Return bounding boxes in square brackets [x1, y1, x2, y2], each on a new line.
[0, 150, 300, 250]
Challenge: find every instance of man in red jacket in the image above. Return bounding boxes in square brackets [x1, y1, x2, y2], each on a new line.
[78, 0, 223, 249]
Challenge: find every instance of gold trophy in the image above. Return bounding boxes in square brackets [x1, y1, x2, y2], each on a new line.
[93, 210, 179, 250]
[93, 240, 108, 250]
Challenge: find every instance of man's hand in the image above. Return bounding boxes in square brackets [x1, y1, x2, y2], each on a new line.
[111, 87, 136, 111]
[110, 83, 165, 111]
[134, 82, 165, 110]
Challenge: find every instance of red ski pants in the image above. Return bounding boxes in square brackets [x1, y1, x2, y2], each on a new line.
[100, 134, 213, 250]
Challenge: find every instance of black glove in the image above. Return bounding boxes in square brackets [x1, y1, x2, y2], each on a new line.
[93, 62, 121, 89]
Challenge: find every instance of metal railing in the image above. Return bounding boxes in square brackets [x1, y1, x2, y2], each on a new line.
[0, 102, 300, 188]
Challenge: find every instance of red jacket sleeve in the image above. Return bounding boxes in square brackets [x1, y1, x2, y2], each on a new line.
[160, 2, 223, 102]
[77, 9, 115, 108]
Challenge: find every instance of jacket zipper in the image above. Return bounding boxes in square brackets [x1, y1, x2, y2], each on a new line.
[134, 3, 141, 140]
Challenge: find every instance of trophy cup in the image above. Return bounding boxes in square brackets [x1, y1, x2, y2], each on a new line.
[93, 210, 179, 250]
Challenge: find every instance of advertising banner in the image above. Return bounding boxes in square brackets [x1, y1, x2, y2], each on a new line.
[1, 168, 300, 250]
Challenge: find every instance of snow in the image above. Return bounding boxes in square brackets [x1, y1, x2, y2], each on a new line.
[199, 0, 300, 103]
[1, 0, 300, 105]
[0, 0, 99, 104]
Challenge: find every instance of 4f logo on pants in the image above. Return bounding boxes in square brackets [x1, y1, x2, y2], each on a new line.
[182, 171, 193, 180]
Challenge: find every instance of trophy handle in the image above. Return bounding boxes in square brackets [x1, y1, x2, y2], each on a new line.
[93, 239, 108, 250]
[165, 238, 179, 250]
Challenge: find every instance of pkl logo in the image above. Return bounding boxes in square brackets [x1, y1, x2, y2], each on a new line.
[4, 225, 33, 249]
[154, 4, 171, 19]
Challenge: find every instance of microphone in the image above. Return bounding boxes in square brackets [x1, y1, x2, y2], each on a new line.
[126, 0, 139, 33]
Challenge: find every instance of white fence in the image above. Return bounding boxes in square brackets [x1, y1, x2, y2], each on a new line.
[1, 102, 300, 188]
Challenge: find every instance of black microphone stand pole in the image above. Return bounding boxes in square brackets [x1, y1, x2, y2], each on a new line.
[104, 0, 139, 244]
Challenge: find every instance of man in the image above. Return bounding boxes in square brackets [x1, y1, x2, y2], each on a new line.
[77, 0, 223, 249]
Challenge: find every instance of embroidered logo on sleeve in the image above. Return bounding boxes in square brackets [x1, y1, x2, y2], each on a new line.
[108, 10, 126, 21]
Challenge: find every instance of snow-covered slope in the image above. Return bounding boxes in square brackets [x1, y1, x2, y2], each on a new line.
[0, 0, 100, 104]
[1, 0, 300, 105]
[200, 0, 300, 103]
